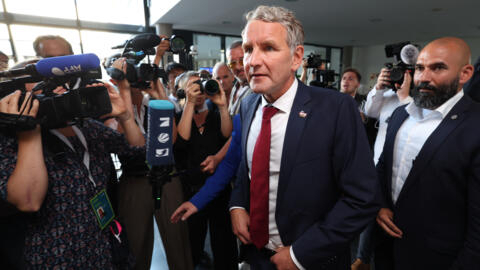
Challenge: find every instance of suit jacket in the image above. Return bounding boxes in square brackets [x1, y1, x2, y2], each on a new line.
[465, 56, 480, 102]
[229, 81, 380, 269]
[376, 94, 480, 270]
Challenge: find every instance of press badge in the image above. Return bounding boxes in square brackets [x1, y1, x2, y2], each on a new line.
[90, 189, 115, 229]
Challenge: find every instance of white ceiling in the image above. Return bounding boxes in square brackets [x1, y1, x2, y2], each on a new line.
[153, 0, 480, 47]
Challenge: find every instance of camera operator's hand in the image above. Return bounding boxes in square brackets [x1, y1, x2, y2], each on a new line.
[209, 81, 228, 108]
[0, 90, 39, 119]
[0, 90, 47, 212]
[147, 78, 168, 100]
[154, 35, 170, 66]
[109, 58, 130, 89]
[185, 82, 203, 105]
[375, 68, 391, 90]
[395, 70, 412, 102]
[98, 82, 129, 121]
[300, 59, 308, 83]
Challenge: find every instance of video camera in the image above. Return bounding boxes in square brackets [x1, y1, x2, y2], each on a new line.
[306, 53, 324, 69]
[108, 33, 185, 89]
[0, 54, 111, 131]
[384, 41, 419, 90]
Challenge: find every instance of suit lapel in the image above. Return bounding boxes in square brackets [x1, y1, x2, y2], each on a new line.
[395, 95, 472, 206]
[383, 107, 409, 206]
[242, 94, 262, 177]
[277, 81, 312, 206]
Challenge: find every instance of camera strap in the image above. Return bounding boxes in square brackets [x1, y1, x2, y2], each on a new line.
[50, 126, 96, 187]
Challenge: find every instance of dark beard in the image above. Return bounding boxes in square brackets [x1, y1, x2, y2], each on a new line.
[412, 78, 459, 109]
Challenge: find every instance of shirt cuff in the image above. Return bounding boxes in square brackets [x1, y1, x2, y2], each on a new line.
[290, 246, 306, 270]
[229, 206, 245, 212]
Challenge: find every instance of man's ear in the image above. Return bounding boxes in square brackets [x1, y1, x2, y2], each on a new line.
[459, 64, 474, 84]
[291, 45, 304, 71]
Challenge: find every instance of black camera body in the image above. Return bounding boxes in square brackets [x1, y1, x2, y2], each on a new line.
[176, 79, 219, 100]
[0, 75, 111, 131]
[384, 62, 414, 87]
[306, 53, 324, 69]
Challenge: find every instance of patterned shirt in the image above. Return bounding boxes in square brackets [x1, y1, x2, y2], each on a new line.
[0, 120, 144, 269]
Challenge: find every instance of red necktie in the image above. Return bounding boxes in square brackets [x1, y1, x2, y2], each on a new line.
[250, 105, 279, 249]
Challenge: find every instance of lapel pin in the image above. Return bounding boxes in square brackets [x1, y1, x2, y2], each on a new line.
[299, 110, 307, 118]
[451, 114, 458, 120]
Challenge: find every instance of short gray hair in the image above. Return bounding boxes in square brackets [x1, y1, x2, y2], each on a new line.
[175, 71, 200, 90]
[242, 6, 304, 52]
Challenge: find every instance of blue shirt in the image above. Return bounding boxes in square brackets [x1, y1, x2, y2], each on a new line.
[189, 114, 242, 210]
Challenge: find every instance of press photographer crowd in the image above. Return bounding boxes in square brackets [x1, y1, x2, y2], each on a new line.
[1, 4, 480, 270]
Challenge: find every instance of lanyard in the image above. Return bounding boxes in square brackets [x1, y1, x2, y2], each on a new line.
[50, 126, 96, 187]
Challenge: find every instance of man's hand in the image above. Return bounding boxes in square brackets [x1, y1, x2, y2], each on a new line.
[230, 208, 251, 244]
[200, 155, 219, 174]
[377, 208, 403, 238]
[271, 246, 299, 270]
[395, 70, 412, 102]
[170, 201, 198, 223]
[375, 68, 391, 90]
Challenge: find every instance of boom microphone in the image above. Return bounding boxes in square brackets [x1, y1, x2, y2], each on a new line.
[146, 100, 175, 167]
[130, 33, 161, 51]
[0, 53, 100, 78]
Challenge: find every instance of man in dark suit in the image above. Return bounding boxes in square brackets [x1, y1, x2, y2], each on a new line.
[375, 37, 480, 270]
[229, 5, 380, 270]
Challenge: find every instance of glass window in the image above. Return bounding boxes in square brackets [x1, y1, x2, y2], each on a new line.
[10, 24, 80, 61]
[77, 0, 145, 25]
[81, 30, 132, 60]
[5, 0, 76, 20]
[193, 34, 221, 71]
[330, 48, 342, 88]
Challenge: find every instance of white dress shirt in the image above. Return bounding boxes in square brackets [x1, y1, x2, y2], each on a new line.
[364, 87, 413, 164]
[229, 82, 252, 115]
[245, 79, 305, 269]
[391, 90, 464, 203]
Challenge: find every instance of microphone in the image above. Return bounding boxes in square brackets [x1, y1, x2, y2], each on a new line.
[0, 53, 100, 78]
[400, 44, 419, 65]
[146, 100, 175, 167]
[130, 33, 161, 51]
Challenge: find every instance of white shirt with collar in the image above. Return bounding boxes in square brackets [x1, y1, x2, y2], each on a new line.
[245, 78, 305, 269]
[391, 90, 464, 204]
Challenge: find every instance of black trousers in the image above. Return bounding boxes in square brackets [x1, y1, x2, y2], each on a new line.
[187, 186, 238, 270]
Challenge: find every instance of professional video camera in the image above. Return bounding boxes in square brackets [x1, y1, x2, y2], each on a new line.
[108, 33, 185, 89]
[384, 41, 419, 90]
[0, 54, 111, 131]
[304, 53, 337, 88]
[176, 79, 219, 99]
[306, 53, 324, 69]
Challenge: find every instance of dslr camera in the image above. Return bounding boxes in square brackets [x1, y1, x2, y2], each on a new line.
[384, 41, 419, 90]
[177, 79, 219, 99]
[108, 33, 185, 89]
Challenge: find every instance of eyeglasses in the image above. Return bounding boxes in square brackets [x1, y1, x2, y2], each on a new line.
[228, 58, 243, 69]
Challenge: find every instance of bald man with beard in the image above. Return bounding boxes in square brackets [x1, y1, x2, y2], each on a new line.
[374, 37, 479, 270]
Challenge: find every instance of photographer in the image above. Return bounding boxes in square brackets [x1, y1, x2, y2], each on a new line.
[174, 71, 237, 269]
[109, 55, 194, 270]
[364, 67, 413, 164]
[0, 80, 145, 268]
